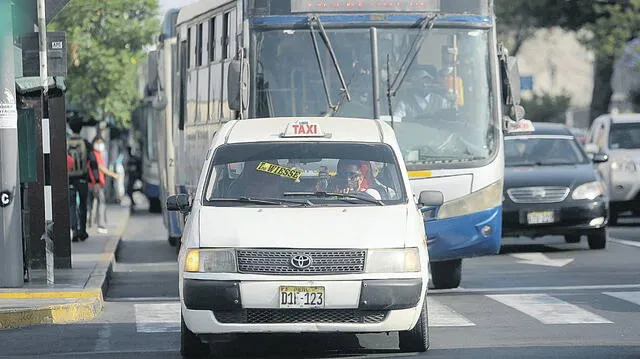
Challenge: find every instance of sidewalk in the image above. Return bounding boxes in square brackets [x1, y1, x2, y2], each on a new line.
[0, 203, 131, 329]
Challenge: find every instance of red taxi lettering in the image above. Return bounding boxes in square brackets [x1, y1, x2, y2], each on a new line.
[292, 124, 318, 135]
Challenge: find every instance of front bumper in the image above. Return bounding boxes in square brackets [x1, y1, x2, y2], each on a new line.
[425, 205, 502, 261]
[503, 197, 608, 238]
[181, 278, 424, 335]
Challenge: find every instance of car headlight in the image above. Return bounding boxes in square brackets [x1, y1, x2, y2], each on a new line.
[572, 181, 605, 200]
[437, 179, 503, 219]
[184, 249, 237, 273]
[366, 248, 421, 273]
[611, 160, 637, 172]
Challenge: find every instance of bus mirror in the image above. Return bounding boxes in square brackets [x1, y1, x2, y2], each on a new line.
[228, 59, 249, 112]
[506, 56, 521, 106]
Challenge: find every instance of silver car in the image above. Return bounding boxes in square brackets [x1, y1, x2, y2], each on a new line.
[586, 113, 640, 224]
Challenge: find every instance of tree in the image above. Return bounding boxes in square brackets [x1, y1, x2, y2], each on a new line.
[521, 91, 573, 123]
[495, 1, 539, 56]
[51, 0, 159, 128]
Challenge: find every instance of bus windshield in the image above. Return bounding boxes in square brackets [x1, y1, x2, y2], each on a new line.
[250, 26, 495, 165]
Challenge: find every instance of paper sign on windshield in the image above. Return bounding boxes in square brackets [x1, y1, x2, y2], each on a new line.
[257, 162, 303, 181]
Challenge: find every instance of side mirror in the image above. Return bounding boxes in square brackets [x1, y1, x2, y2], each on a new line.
[592, 152, 609, 163]
[418, 190, 444, 221]
[167, 194, 191, 214]
[227, 58, 249, 112]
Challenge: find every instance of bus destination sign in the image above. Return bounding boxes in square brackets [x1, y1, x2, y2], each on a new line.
[290, 0, 441, 13]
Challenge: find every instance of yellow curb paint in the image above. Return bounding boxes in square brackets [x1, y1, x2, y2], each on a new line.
[0, 298, 102, 329]
[408, 170, 433, 178]
[0, 290, 102, 300]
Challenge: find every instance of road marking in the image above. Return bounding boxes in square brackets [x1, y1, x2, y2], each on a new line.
[427, 297, 475, 327]
[430, 283, 640, 295]
[94, 324, 111, 352]
[134, 303, 181, 333]
[486, 294, 613, 324]
[603, 291, 640, 306]
[610, 238, 640, 248]
[509, 252, 574, 267]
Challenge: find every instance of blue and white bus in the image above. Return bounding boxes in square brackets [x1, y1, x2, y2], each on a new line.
[159, 0, 524, 287]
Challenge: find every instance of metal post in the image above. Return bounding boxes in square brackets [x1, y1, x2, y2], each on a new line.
[0, 0, 25, 287]
[370, 27, 380, 120]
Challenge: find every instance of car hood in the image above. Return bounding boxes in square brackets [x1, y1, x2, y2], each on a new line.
[505, 164, 597, 189]
[196, 205, 409, 249]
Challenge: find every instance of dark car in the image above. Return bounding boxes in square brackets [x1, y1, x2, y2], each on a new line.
[502, 122, 610, 249]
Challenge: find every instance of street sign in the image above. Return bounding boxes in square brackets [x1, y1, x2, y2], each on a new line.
[21, 32, 67, 77]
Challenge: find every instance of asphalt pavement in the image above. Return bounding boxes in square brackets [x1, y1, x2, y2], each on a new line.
[2, 207, 640, 359]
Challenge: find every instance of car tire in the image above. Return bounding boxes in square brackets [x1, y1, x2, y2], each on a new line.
[564, 235, 581, 244]
[181, 313, 210, 358]
[168, 236, 180, 247]
[587, 229, 607, 250]
[398, 297, 429, 353]
[430, 259, 462, 289]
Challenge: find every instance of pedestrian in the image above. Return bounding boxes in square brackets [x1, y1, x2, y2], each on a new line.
[126, 146, 142, 211]
[87, 136, 120, 234]
[67, 119, 96, 242]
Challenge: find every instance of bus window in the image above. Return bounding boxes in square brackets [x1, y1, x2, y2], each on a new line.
[222, 12, 230, 59]
[196, 23, 203, 67]
[209, 17, 216, 62]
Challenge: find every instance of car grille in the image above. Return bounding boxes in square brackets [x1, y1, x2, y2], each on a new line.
[214, 309, 387, 324]
[507, 186, 570, 203]
[236, 249, 366, 274]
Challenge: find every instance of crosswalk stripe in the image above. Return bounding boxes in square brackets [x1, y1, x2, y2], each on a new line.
[603, 291, 640, 306]
[427, 297, 475, 327]
[486, 294, 613, 325]
[134, 303, 181, 333]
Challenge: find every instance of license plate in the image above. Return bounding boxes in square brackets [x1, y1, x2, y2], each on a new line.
[527, 211, 555, 224]
[279, 286, 325, 309]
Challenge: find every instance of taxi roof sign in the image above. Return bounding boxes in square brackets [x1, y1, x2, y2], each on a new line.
[281, 121, 329, 138]
[509, 119, 535, 133]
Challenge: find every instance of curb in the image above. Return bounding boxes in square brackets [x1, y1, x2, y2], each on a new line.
[0, 206, 131, 329]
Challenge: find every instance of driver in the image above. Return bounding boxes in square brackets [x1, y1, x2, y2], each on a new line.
[393, 65, 449, 121]
[330, 160, 382, 200]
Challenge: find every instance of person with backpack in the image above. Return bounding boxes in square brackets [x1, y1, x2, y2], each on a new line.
[67, 119, 97, 242]
[125, 146, 142, 211]
[87, 136, 120, 234]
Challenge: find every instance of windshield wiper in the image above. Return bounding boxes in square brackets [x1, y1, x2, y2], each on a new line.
[283, 191, 385, 206]
[385, 14, 439, 125]
[309, 15, 351, 115]
[210, 197, 312, 207]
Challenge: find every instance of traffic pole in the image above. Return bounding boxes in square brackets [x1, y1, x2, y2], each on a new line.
[0, 0, 25, 287]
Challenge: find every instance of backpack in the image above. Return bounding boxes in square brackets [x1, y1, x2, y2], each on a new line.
[67, 136, 89, 178]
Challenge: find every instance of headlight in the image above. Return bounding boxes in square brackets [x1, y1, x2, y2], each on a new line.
[366, 248, 421, 273]
[437, 180, 503, 219]
[572, 181, 605, 200]
[184, 249, 237, 273]
[611, 160, 637, 172]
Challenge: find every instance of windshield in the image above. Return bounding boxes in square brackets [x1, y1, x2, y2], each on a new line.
[203, 142, 407, 206]
[250, 27, 496, 165]
[505, 136, 588, 167]
[609, 122, 640, 149]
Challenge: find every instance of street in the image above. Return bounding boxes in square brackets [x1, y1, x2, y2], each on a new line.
[2, 209, 640, 359]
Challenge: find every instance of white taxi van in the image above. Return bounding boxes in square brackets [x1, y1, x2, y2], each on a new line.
[167, 117, 442, 357]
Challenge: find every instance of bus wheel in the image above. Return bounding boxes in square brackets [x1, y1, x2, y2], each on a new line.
[149, 198, 162, 213]
[430, 259, 462, 289]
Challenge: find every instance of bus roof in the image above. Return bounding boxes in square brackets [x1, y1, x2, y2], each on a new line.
[177, 0, 230, 25]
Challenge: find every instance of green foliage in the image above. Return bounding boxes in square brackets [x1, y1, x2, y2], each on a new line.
[51, 0, 160, 128]
[521, 91, 573, 124]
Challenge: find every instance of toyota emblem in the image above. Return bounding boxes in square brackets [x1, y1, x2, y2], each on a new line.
[290, 254, 313, 269]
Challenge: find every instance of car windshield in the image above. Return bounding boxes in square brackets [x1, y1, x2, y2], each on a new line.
[609, 122, 640, 149]
[250, 27, 495, 165]
[203, 142, 407, 206]
[505, 136, 588, 166]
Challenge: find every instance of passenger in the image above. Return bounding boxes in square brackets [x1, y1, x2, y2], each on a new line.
[332, 160, 382, 200]
[227, 161, 282, 198]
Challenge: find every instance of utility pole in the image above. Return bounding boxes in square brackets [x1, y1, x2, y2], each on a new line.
[0, 0, 25, 288]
